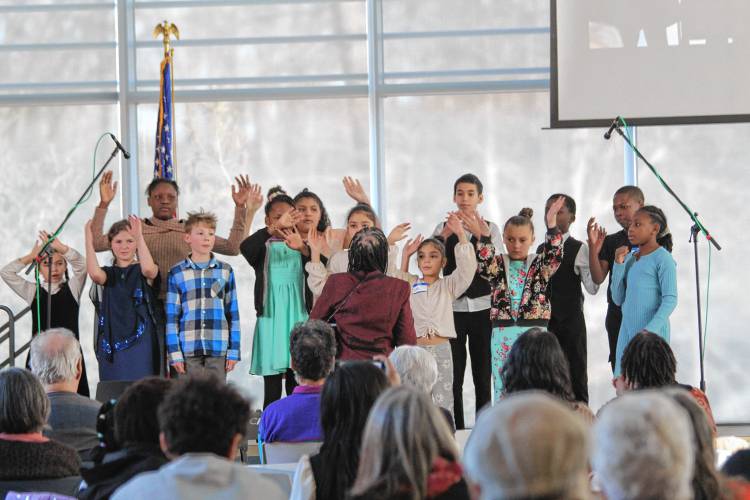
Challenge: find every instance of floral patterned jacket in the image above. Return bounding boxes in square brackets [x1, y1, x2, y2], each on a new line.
[476, 228, 564, 325]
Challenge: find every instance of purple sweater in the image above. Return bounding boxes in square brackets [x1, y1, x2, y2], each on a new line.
[258, 385, 323, 443]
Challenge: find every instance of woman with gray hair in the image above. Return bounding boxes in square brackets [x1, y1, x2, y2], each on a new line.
[592, 390, 694, 500]
[349, 386, 469, 500]
[0, 367, 80, 480]
[462, 391, 590, 499]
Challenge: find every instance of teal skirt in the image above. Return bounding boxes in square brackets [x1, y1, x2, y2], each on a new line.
[491, 325, 533, 402]
[250, 242, 308, 376]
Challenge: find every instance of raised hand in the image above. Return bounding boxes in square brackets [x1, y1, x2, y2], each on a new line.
[231, 174, 252, 207]
[587, 217, 607, 252]
[387, 222, 411, 245]
[276, 209, 300, 230]
[283, 227, 306, 252]
[21, 239, 43, 265]
[343, 176, 370, 205]
[247, 183, 264, 212]
[445, 212, 464, 236]
[308, 227, 325, 257]
[614, 245, 629, 264]
[128, 215, 144, 240]
[545, 195, 566, 229]
[99, 171, 118, 208]
[325, 227, 346, 254]
[457, 210, 490, 239]
[39, 230, 68, 254]
[403, 234, 424, 257]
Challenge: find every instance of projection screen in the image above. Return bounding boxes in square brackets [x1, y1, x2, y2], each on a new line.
[551, 0, 750, 128]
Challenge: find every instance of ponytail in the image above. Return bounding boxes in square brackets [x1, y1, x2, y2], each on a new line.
[638, 205, 673, 253]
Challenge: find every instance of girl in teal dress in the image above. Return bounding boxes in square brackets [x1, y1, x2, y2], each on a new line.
[460, 198, 566, 402]
[241, 187, 312, 408]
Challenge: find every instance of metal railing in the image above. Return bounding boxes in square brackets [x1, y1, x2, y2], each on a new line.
[0, 304, 32, 369]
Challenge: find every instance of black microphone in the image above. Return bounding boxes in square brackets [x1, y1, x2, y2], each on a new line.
[603, 117, 620, 140]
[109, 133, 131, 159]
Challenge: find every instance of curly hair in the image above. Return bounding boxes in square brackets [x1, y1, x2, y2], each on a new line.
[115, 377, 173, 446]
[290, 320, 336, 381]
[264, 186, 295, 216]
[294, 188, 331, 232]
[348, 227, 389, 274]
[158, 375, 250, 457]
[500, 328, 576, 402]
[621, 331, 677, 389]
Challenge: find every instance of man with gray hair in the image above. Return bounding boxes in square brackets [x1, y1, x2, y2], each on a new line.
[462, 391, 591, 499]
[592, 391, 694, 500]
[30, 328, 101, 458]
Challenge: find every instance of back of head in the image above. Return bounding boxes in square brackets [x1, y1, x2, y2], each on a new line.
[158, 375, 249, 457]
[290, 320, 336, 382]
[317, 362, 389, 499]
[621, 331, 676, 389]
[0, 367, 50, 434]
[348, 227, 389, 274]
[463, 391, 590, 499]
[115, 377, 173, 447]
[350, 386, 458, 500]
[664, 388, 725, 500]
[500, 328, 576, 402]
[184, 209, 217, 233]
[29, 328, 81, 386]
[592, 390, 694, 500]
[388, 345, 438, 396]
[504, 207, 535, 233]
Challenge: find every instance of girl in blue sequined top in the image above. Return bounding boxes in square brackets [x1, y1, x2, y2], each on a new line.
[85, 215, 160, 381]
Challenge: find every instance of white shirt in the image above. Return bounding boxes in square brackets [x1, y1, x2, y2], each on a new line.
[112, 453, 286, 500]
[432, 220, 503, 312]
[290, 454, 315, 500]
[562, 232, 599, 295]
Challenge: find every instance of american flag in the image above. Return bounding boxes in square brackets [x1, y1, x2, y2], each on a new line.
[154, 53, 174, 179]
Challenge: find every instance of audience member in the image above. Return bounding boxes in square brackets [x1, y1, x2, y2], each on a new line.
[310, 227, 416, 360]
[79, 377, 172, 500]
[500, 328, 594, 423]
[290, 361, 389, 500]
[349, 386, 469, 500]
[258, 320, 336, 444]
[29, 328, 101, 457]
[616, 331, 716, 433]
[388, 345, 455, 432]
[112, 375, 285, 500]
[462, 391, 590, 500]
[0, 367, 80, 480]
[592, 391, 694, 500]
[723, 450, 750, 483]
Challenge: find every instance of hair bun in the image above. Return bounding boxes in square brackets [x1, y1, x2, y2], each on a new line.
[267, 185, 287, 202]
[518, 207, 534, 219]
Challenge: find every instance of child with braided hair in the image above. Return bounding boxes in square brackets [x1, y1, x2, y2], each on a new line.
[610, 205, 677, 376]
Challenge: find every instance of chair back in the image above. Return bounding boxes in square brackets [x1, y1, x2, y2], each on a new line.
[261, 441, 322, 464]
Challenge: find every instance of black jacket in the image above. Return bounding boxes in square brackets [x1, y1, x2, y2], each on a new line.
[78, 443, 167, 500]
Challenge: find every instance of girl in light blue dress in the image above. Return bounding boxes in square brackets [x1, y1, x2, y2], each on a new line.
[611, 205, 677, 376]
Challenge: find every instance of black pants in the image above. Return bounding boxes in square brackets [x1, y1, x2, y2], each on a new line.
[605, 304, 623, 373]
[549, 314, 588, 403]
[263, 369, 297, 409]
[450, 310, 492, 430]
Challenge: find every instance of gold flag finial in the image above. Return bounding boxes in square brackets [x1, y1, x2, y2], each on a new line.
[153, 20, 180, 54]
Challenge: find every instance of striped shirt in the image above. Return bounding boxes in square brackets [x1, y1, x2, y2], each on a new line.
[166, 254, 241, 364]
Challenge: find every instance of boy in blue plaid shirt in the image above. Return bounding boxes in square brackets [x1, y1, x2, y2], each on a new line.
[166, 210, 241, 378]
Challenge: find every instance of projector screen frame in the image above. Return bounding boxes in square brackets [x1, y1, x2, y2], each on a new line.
[549, 0, 750, 129]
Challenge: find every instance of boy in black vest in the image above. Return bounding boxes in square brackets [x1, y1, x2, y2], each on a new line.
[586, 186, 644, 372]
[537, 194, 599, 403]
[433, 174, 501, 429]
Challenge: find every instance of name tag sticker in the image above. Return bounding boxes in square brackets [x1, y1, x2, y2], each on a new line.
[412, 282, 429, 295]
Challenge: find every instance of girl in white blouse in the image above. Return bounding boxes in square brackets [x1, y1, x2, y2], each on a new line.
[394, 212, 477, 417]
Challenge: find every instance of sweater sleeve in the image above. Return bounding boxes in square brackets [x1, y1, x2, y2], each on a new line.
[165, 269, 184, 364]
[309, 278, 337, 321]
[90, 206, 111, 252]
[0, 258, 36, 304]
[64, 247, 87, 302]
[539, 228, 564, 281]
[393, 283, 417, 347]
[444, 241, 478, 299]
[214, 206, 248, 256]
[305, 261, 331, 298]
[643, 253, 678, 333]
[610, 257, 631, 307]
[224, 269, 241, 361]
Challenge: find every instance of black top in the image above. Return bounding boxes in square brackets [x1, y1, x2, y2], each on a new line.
[31, 281, 79, 336]
[539, 236, 584, 320]
[79, 443, 168, 500]
[443, 231, 490, 300]
[240, 228, 324, 316]
[597, 229, 635, 306]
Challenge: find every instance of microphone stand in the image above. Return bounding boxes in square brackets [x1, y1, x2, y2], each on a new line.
[608, 119, 720, 393]
[26, 145, 123, 333]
